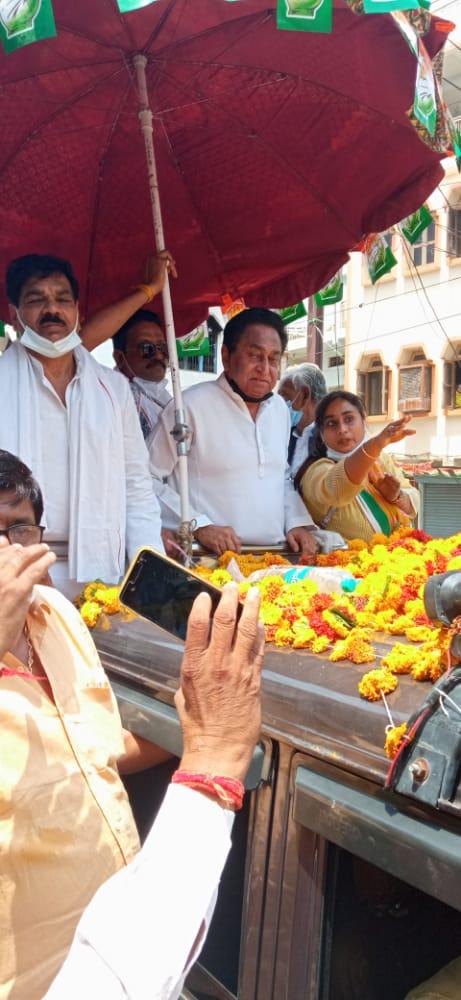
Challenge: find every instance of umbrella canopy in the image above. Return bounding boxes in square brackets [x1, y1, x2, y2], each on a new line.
[0, 0, 451, 333]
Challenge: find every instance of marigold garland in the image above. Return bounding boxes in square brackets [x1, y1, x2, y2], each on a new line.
[78, 527, 461, 760]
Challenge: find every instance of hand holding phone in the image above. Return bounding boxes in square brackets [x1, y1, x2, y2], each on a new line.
[119, 548, 239, 641]
[176, 583, 264, 782]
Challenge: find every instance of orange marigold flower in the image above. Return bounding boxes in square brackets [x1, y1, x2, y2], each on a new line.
[348, 538, 368, 551]
[358, 669, 398, 701]
[381, 643, 419, 675]
[384, 723, 408, 759]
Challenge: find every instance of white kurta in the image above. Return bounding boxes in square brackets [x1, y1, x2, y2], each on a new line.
[0, 343, 164, 582]
[44, 784, 234, 1000]
[149, 373, 313, 544]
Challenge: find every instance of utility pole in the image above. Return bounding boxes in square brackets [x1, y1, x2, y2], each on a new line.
[307, 296, 324, 369]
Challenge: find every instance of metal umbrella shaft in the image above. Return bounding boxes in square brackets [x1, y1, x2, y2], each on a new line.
[133, 54, 192, 551]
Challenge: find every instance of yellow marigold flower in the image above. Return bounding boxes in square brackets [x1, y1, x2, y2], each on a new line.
[384, 723, 408, 760]
[94, 586, 121, 615]
[323, 610, 350, 638]
[82, 581, 102, 603]
[404, 625, 434, 644]
[210, 568, 233, 586]
[387, 615, 412, 635]
[274, 622, 294, 647]
[311, 635, 331, 654]
[404, 598, 426, 617]
[381, 642, 419, 675]
[358, 669, 398, 702]
[259, 576, 285, 598]
[80, 600, 102, 629]
[329, 629, 375, 664]
[410, 650, 444, 682]
[238, 581, 252, 598]
[447, 555, 461, 571]
[292, 623, 316, 649]
[261, 604, 284, 627]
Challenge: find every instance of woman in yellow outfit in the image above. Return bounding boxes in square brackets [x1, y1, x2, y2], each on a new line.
[295, 391, 420, 542]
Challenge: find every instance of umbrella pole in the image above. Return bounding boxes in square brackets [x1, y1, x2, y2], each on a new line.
[133, 54, 193, 563]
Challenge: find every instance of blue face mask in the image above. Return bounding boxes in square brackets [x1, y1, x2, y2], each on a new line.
[287, 400, 302, 428]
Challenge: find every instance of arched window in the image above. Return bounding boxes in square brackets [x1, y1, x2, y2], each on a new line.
[357, 355, 390, 417]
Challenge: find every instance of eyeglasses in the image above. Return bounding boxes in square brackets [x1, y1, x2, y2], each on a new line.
[0, 524, 45, 546]
[134, 342, 169, 359]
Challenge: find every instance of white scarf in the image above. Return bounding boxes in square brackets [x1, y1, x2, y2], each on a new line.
[0, 342, 127, 582]
[133, 376, 171, 408]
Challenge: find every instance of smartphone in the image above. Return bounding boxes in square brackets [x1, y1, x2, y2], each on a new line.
[119, 547, 237, 641]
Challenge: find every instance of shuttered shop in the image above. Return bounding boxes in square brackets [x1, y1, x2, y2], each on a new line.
[416, 476, 461, 537]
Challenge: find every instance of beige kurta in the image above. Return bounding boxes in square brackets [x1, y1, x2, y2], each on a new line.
[0, 586, 140, 1000]
[300, 451, 420, 543]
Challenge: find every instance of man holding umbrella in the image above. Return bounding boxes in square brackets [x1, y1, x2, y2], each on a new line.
[0, 253, 166, 583]
[149, 307, 319, 558]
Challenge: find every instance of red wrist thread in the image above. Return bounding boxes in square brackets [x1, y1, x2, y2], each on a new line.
[172, 770, 245, 810]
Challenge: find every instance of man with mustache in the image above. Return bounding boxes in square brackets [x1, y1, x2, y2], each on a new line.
[0, 253, 164, 582]
[112, 309, 172, 439]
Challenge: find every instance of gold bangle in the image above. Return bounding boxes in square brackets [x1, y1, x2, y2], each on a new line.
[362, 443, 379, 461]
[132, 283, 155, 303]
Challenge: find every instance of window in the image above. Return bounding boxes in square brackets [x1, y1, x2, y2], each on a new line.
[443, 355, 461, 410]
[357, 358, 390, 417]
[328, 355, 344, 368]
[412, 219, 436, 267]
[398, 360, 432, 413]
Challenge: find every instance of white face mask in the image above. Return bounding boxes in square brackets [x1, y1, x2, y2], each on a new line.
[326, 432, 368, 462]
[16, 309, 81, 359]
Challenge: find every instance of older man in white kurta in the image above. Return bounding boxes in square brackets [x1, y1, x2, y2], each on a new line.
[149, 308, 318, 558]
[3, 253, 164, 581]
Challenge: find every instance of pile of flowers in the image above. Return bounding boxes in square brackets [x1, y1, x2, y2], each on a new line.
[195, 528, 461, 756]
[78, 528, 461, 760]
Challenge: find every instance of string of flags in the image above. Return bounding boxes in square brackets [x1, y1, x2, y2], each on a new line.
[0, 0, 438, 51]
[1, 2, 455, 162]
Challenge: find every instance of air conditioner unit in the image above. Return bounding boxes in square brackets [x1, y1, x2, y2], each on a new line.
[398, 363, 432, 413]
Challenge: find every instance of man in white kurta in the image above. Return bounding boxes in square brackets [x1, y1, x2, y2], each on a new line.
[149, 307, 318, 557]
[3, 253, 164, 582]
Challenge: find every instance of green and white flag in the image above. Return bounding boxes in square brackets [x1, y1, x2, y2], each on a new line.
[448, 113, 461, 173]
[315, 271, 343, 306]
[413, 40, 437, 137]
[363, 0, 418, 13]
[116, 0, 158, 11]
[176, 323, 210, 360]
[0, 0, 56, 52]
[277, 0, 332, 34]
[363, 234, 397, 285]
[400, 204, 433, 244]
[280, 302, 307, 325]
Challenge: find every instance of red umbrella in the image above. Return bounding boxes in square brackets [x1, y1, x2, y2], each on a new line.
[0, 0, 452, 331]
[0, 0, 452, 538]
